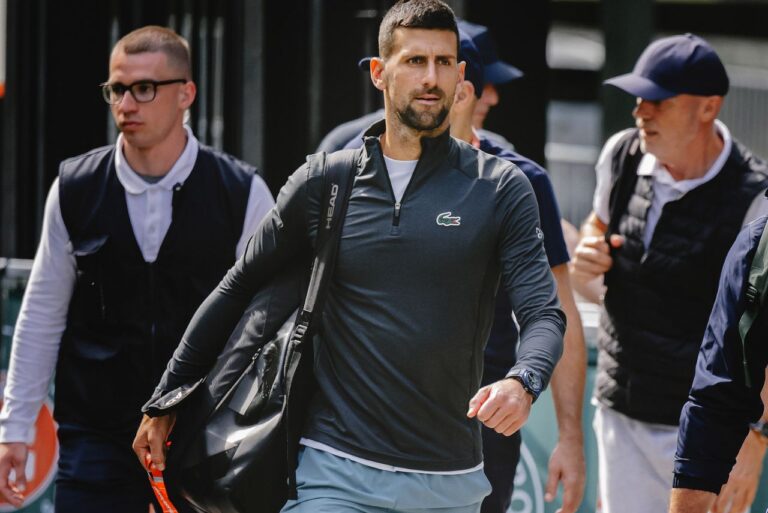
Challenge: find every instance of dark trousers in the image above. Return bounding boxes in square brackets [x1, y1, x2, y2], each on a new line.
[480, 427, 522, 513]
[55, 479, 158, 513]
[54, 424, 194, 513]
[480, 366, 523, 513]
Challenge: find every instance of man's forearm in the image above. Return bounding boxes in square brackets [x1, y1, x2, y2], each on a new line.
[669, 488, 715, 513]
[550, 264, 586, 439]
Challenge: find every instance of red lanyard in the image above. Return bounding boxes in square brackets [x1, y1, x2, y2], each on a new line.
[145, 455, 179, 513]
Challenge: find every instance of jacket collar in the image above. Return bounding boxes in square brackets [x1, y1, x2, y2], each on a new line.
[361, 118, 455, 176]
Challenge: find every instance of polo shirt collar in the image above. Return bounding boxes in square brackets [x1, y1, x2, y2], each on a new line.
[115, 125, 200, 195]
[636, 120, 732, 194]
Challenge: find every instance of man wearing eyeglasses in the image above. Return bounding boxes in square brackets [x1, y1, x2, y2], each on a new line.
[0, 25, 274, 512]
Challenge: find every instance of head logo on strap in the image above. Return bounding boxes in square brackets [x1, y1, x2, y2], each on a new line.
[325, 183, 339, 229]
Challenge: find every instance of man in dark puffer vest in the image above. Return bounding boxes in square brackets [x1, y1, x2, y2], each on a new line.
[570, 34, 768, 513]
[0, 26, 274, 512]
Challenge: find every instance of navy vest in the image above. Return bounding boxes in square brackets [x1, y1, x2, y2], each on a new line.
[56, 144, 254, 436]
[596, 130, 768, 425]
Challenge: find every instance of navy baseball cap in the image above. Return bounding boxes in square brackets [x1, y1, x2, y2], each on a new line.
[604, 33, 729, 101]
[458, 29, 485, 98]
[458, 20, 523, 84]
[355, 30, 485, 99]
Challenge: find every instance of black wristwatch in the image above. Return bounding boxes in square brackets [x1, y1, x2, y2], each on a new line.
[506, 368, 542, 401]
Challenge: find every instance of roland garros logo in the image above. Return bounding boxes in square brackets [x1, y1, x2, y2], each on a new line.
[509, 442, 545, 513]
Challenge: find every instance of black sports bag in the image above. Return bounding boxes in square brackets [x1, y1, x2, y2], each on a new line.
[143, 149, 359, 513]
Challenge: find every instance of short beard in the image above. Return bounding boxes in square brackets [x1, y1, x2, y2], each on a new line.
[397, 105, 449, 131]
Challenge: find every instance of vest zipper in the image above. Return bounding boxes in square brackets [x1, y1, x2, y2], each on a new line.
[393, 202, 402, 227]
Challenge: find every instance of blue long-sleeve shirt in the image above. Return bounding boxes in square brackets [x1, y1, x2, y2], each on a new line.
[674, 213, 768, 493]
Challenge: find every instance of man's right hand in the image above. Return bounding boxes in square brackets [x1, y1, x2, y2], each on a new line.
[571, 234, 624, 281]
[132, 413, 176, 472]
[0, 442, 29, 507]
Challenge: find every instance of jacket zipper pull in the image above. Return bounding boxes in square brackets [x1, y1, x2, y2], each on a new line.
[393, 202, 402, 227]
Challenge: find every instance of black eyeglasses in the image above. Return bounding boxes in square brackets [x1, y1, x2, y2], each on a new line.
[100, 78, 187, 104]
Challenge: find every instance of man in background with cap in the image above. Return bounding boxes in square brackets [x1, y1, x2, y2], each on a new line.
[570, 33, 768, 513]
[449, 29, 586, 513]
[455, 20, 521, 152]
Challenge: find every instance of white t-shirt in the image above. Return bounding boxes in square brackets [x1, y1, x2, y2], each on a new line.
[593, 120, 768, 248]
[383, 155, 418, 203]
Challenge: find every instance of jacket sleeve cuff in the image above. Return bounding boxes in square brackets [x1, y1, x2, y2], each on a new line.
[672, 473, 723, 494]
[0, 421, 34, 444]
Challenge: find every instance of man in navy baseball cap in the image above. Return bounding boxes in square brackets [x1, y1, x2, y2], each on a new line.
[572, 32, 768, 513]
[604, 33, 729, 101]
[457, 19, 522, 84]
[457, 19, 522, 131]
[449, 24, 588, 513]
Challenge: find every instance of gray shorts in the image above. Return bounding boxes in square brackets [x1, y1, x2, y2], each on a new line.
[281, 447, 491, 513]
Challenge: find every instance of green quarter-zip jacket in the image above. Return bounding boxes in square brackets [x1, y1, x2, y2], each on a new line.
[175, 120, 565, 471]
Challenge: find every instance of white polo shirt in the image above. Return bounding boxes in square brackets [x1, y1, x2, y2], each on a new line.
[593, 120, 768, 248]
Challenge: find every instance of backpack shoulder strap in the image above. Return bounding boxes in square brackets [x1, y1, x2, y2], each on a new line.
[299, 148, 360, 323]
[738, 218, 768, 387]
[312, 148, 360, 251]
[285, 148, 360, 496]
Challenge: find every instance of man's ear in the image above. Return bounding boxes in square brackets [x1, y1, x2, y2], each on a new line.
[457, 61, 466, 84]
[455, 80, 474, 105]
[179, 81, 196, 110]
[700, 95, 722, 122]
[370, 57, 386, 92]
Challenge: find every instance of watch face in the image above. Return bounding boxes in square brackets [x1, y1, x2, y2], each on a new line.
[526, 370, 542, 393]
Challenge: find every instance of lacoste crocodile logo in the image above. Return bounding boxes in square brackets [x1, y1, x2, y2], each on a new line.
[436, 212, 461, 227]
